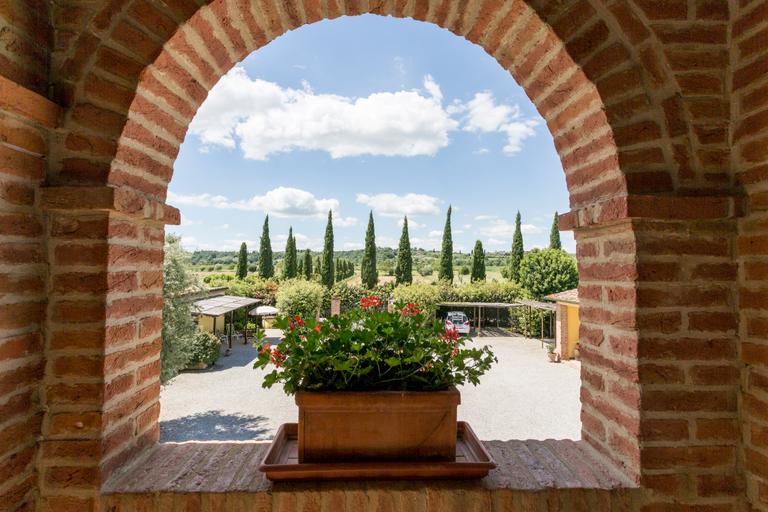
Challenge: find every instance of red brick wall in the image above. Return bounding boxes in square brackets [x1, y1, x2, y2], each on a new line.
[0, 78, 58, 511]
[0, 1, 761, 510]
[733, 0, 768, 509]
[0, 0, 51, 97]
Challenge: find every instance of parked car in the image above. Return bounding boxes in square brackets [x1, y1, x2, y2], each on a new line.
[444, 312, 471, 335]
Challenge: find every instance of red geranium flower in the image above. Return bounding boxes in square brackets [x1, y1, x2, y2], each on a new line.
[314, 325, 321, 333]
[400, 303, 422, 317]
[360, 296, 383, 309]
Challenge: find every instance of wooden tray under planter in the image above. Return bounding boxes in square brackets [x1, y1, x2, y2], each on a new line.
[259, 422, 496, 481]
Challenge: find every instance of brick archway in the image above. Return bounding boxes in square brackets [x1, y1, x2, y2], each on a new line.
[25, 1, 746, 511]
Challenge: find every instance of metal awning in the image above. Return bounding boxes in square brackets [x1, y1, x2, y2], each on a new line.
[192, 295, 261, 317]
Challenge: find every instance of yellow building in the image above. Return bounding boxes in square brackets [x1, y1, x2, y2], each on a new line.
[544, 289, 579, 360]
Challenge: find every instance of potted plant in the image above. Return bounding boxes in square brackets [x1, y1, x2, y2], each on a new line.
[254, 296, 496, 463]
[546, 342, 559, 363]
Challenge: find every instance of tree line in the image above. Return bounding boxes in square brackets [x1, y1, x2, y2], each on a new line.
[233, 207, 565, 290]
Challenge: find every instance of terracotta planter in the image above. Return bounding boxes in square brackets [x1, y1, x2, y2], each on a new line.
[295, 387, 460, 463]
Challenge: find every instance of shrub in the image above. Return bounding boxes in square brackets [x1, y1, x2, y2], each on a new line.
[393, 283, 442, 318]
[328, 281, 367, 312]
[162, 235, 199, 382]
[187, 330, 221, 368]
[419, 265, 433, 277]
[445, 281, 523, 303]
[518, 248, 578, 299]
[276, 279, 325, 319]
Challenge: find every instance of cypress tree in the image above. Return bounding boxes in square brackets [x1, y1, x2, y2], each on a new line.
[549, 211, 562, 250]
[395, 216, 413, 285]
[361, 211, 378, 289]
[258, 216, 274, 278]
[283, 227, 297, 279]
[438, 206, 454, 283]
[297, 253, 304, 277]
[335, 259, 342, 282]
[303, 249, 313, 279]
[236, 242, 248, 279]
[509, 211, 524, 282]
[321, 210, 335, 287]
[471, 240, 486, 282]
[314, 256, 321, 276]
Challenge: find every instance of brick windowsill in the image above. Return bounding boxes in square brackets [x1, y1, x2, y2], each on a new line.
[103, 439, 635, 496]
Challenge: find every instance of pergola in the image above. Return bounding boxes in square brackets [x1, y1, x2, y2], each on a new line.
[438, 302, 518, 336]
[438, 300, 555, 341]
[192, 295, 261, 350]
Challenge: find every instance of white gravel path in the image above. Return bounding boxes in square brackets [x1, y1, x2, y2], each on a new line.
[159, 330, 581, 442]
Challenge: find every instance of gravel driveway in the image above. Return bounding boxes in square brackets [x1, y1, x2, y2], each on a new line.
[159, 330, 581, 442]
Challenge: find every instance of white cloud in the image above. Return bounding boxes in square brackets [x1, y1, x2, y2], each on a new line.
[168, 187, 356, 226]
[356, 192, 442, 217]
[474, 214, 496, 221]
[179, 215, 202, 226]
[463, 224, 472, 229]
[428, 229, 442, 238]
[190, 66, 458, 160]
[398, 218, 426, 229]
[463, 91, 538, 155]
[474, 148, 489, 155]
[220, 223, 230, 230]
[487, 238, 507, 246]
[477, 219, 543, 239]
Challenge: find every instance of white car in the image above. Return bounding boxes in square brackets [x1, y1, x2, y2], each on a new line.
[444, 312, 471, 335]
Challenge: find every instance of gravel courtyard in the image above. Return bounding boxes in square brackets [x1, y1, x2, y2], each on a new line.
[159, 330, 582, 443]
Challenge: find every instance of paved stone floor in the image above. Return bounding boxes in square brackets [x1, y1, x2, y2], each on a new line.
[159, 330, 582, 443]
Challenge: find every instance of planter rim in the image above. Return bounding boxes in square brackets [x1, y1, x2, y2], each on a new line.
[295, 385, 460, 406]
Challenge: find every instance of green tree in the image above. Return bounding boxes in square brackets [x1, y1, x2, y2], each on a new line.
[236, 242, 248, 279]
[361, 211, 378, 289]
[258, 216, 274, 278]
[297, 254, 304, 277]
[438, 206, 454, 283]
[549, 211, 562, 250]
[508, 211, 524, 282]
[162, 234, 200, 382]
[395, 216, 413, 285]
[518, 248, 578, 299]
[321, 210, 335, 287]
[314, 256, 322, 276]
[283, 227, 298, 279]
[470, 240, 486, 282]
[302, 250, 313, 279]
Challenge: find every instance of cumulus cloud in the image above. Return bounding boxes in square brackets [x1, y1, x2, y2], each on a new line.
[167, 187, 357, 226]
[463, 91, 539, 155]
[397, 217, 426, 229]
[190, 67, 458, 160]
[356, 192, 442, 217]
[189, 67, 538, 159]
[477, 218, 543, 239]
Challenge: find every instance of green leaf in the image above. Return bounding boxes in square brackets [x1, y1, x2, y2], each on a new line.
[384, 357, 401, 367]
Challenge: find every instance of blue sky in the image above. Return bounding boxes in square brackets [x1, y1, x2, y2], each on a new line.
[168, 14, 574, 254]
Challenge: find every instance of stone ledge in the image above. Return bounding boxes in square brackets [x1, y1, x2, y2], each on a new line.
[103, 440, 635, 495]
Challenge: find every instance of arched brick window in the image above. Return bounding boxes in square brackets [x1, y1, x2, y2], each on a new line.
[0, 1, 749, 510]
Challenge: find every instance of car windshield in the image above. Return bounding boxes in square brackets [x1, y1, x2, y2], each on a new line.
[448, 315, 466, 323]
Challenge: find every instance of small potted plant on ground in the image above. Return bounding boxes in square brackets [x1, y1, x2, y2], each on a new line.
[546, 341, 560, 363]
[254, 296, 496, 464]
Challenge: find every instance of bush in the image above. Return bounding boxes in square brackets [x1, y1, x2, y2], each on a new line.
[419, 265, 433, 277]
[518, 248, 578, 299]
[444, 281, 523, 303]
[509, 304, 554, 338]
[162, 235, 200, 382]
[187, 330, 221, 368]
[393, 283, 442, 318]
[327, 281, 367, 312]
[276, 279, 325, 319]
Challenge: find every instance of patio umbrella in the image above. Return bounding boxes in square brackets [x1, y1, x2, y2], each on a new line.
[249, 305, 279, 316]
